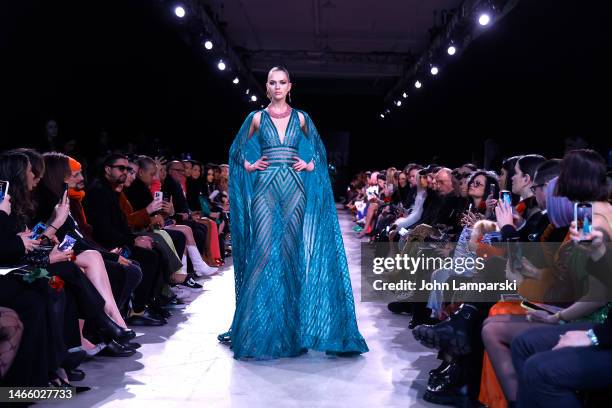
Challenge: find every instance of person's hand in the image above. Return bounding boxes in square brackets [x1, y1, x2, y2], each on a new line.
[0, 193, 12, 215]
[110, 247, 122, 254]
[118, 255, 132, 266]
[151, 214, 164, 228]
[161, 200, 174, 216]
[245, 156, 269, 172]
[134, 236, 153, 250]
[495, 200, 514, 229]
[293, 157, 314, 172]
[485, 194, 497, 217]
[18, 230, 40, 252]
[49, 190, 70, 230]
[552, 330, 592, 350]
[569, 221, 606, 260]
[526, 309, 560, 324]
[49, 245, 74, 264]
[146, 199, 163, 215]
[461, 211, 482, 228]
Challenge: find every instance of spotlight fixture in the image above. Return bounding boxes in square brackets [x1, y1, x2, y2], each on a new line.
[395, 100, 402, 107]
[217, 60, 226, 71]
[402, 92, 408, 98]
[385, 109, 391, 114]
[447, 45, 457, 56]
[414, 80, 422, 89]
[232, 77, 239, 84]
[478, 13, 491, 26]
[251, 95, 258, 102]
[245, 88, 250, 95]
[380, 114, 385, 119]
[204, 40, 213, 50]
[174, 6, 186, 18]
[430, 66, 439, 76]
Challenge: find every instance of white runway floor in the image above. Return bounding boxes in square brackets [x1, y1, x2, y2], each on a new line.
[38, 207, 438, 408]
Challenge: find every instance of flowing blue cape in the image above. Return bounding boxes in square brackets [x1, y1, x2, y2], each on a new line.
[226, 109, 368, 353]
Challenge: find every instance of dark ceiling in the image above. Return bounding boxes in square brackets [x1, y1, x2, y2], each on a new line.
[0, 0, 610, 173]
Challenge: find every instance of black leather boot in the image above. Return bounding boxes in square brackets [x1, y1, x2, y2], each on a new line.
[412, 303, 479, 356]
[424, 361, 468, 406]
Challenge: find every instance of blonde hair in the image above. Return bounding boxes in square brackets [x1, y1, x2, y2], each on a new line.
[268, 66, 291, 82]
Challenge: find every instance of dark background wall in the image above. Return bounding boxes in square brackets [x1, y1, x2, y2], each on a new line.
[1, 0, 610, 175]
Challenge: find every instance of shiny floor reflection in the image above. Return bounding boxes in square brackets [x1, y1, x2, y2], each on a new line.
[38, 207, 438, 407]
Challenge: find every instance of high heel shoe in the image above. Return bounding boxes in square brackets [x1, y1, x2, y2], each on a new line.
[91, 312, 133, 343]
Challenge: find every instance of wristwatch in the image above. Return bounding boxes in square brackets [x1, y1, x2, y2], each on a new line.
[586, 329, 600, 346]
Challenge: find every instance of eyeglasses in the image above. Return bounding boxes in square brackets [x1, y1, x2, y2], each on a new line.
[109, 165, 129, 172]
[470, 181, 485, 188]
[530, 183, 546, 193]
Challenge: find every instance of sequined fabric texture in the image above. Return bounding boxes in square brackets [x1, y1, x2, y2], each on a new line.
[226, 109, 369, 360]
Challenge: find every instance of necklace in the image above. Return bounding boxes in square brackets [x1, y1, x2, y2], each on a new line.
[266, 104, 292, 119]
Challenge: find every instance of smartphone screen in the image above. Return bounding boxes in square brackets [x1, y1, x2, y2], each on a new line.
[30, 222, 47, 239]
[154, 191, 163, 202]
[0, 180, 9, 202]
[574, 202, 593, 241]
[489, 183, 497, 198]
[500, 190, 512, 207]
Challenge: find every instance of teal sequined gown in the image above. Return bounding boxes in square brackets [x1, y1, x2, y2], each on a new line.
[226, 108, 369, 360]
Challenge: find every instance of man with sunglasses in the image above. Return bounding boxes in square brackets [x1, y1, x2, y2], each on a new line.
[84, 154, 167, 326]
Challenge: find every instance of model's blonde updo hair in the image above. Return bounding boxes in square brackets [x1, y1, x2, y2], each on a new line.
[268, 66, 291, 81]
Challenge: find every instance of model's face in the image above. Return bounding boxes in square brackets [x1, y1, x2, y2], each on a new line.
[206, 169, 214, 183]
[266, 70, 292, 103]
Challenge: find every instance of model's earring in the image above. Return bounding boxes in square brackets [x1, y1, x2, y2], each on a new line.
[288, 92, 292, 103]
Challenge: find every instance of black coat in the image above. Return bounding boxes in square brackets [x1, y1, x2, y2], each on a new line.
[83, 178, 136, 249]
[162, 176, 190, 215]
[0, 210, 26, 265]
[124, 177, 154, 212]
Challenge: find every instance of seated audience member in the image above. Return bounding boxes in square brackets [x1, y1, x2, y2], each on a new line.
[84, 153, 167, 327]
